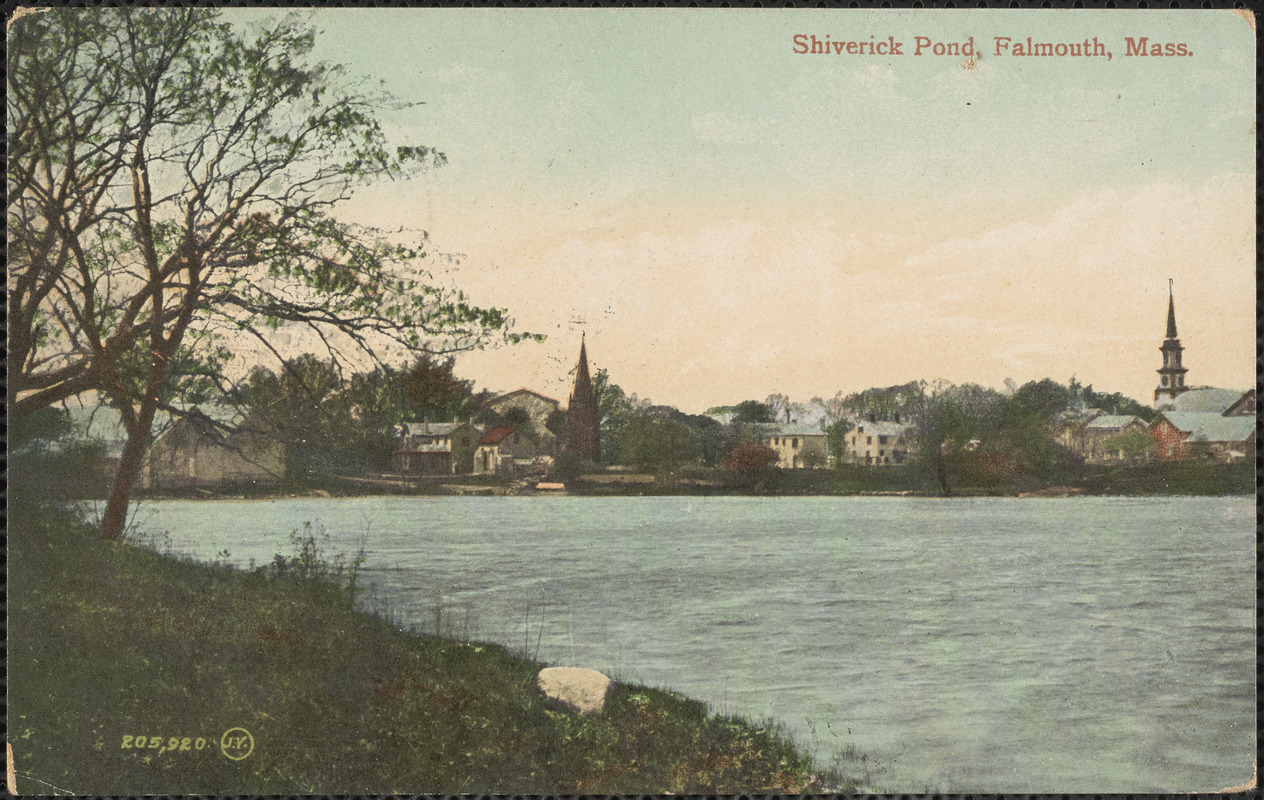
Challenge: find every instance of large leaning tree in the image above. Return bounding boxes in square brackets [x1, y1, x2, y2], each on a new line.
[8, 8, 538, 539]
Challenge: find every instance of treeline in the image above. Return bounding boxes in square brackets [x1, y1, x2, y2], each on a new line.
[584, 374, 1177, 495]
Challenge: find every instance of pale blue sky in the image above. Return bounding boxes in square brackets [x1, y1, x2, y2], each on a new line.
[235, 9, 1255, 411]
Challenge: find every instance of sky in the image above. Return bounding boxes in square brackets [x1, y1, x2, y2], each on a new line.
[238, 9, 1254, 414]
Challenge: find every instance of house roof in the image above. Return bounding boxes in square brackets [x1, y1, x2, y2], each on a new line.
[1158, 412, 1255, 443]
[487, 389, 560, 410]
[478, 425, 518, 445]
[1056, 407, 1106, 426]
[1084, 414, 1145, 432]
[400, 421, 468, 437]
[851, 419, 912, 438]
[763, 423, 826, 437]
[1224, 389, 1256, 416]
[1166, 387, 1246, 414]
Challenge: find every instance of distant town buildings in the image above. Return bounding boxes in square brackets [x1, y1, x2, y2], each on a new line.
[844, 418, 913, 466]
[1072, 414, 1150, 464]
[473, 424, 550, 475]
[1150, 389, 1255, 462]
[762, 423, 828, 469]
[44, 293, 1253, 490]
[59, 404, 283, 489]
[393, 421, 480, 475]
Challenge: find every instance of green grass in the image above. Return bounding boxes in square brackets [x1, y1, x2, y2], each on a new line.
[1077, 459, 1254, 496]
[9, 508, 858, 794]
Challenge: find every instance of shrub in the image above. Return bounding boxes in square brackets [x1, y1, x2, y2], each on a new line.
[723, 441, 780, 489]
[256, 522, 366, 606]
[548, 450, 591, 483]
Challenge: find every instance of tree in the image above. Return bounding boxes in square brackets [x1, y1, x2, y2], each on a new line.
[1100, 428, 1158, 462]
[404, 355, 475, 423]
[723, 441, 780, 489]
[545, 408, 569, 441]
[590, 369, 632, 464]
[764, 393, 790, 423]
[613, 415, 699, 474]
[1081, 385, 1158, 423]
[841, 381, 925, 422]
[239, 356, 356, 482]
[1009, 378, 1070, 421]
[9, 9, 536, 539]
[732, 400, 774, 424]
[500, 406, 537, 442]
[909, 383, 1001, 495]
[824, 419, 854, 466]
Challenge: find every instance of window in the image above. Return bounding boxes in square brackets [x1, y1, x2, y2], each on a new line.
[879, 449, 885, 456]
[879, 435, 888, 445]
[1161, 376, 1169, 387]
[792, 438, 799, 448]
[867, 436, 872, 445]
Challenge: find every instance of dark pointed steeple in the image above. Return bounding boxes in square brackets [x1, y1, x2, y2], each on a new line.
[1165, 279, 1178, 339]
[565, 335, 599, 461]
[1155, 279, 1189, 408]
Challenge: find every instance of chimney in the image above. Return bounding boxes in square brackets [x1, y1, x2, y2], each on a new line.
[894, 411, 901, 424]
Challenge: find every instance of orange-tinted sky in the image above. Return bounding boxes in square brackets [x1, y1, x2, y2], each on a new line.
[243, 9, 1255, 413]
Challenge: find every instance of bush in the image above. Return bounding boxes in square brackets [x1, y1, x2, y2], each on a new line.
[255, 522, 366, 606]
[723, 441, 780, 489]
[548, 450, 591, 483]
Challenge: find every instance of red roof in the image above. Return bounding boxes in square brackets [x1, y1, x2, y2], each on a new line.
[478, 425, 518, 445]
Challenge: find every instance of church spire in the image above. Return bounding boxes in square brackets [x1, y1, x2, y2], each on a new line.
[565, 334, 599, 461]
[1165, 278, 1178, 339]
[1154, 279, 1189, 408]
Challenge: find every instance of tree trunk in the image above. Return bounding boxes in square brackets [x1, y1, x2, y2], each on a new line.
[935, 454, 952, 496]
[98, 411, 155, 541]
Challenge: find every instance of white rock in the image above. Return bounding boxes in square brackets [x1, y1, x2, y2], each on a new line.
[537, 667, 611, 715]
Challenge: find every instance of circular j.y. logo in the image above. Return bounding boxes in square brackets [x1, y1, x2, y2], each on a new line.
[219, 728, 254, 761]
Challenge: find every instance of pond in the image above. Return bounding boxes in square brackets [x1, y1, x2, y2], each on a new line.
[134, 494, 1255, 793]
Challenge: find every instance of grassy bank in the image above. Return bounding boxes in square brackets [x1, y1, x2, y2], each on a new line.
[9, 509, 857, 795]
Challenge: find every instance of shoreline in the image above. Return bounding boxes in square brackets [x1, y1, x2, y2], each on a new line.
[11, 509, 866, 793]
[121, 458, 1251, 502]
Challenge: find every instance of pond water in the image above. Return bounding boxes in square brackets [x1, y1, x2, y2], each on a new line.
[133, 495, 1255, 793]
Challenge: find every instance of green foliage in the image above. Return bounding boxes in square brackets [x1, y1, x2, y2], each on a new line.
[547, 450, 591, 484]
[1009, 378, 1070, 420]
[723, 441, 780, 489]
[1080, 386, 1159, 423]
[840, 381, 925, 422]
[824, 419, 854, 467]
[1100, 428, 1159, 461]
[10, 512, 845, 794]
[256, 522, 367, 607]
[590, 369, 632, 464]
[611, 414, 700, 474]
[500, 406, 538, 442]
[10, 406, 112, 510]
[9, 8, 535, 538]
[545, 408, 569, 440]
[731, 400, 774, 424]
[800, 448, 827, 469]
[404, 355, 478, 422]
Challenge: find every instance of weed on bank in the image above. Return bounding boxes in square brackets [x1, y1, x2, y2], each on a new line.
[9, 509, 860, 794]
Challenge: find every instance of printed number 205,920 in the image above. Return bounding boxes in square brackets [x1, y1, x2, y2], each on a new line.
[121, 735, 207, 754]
